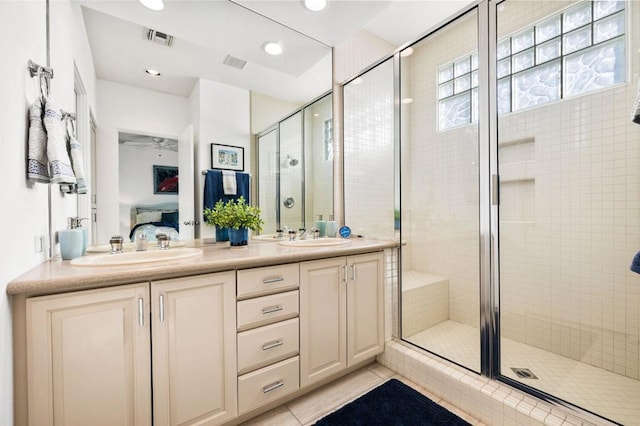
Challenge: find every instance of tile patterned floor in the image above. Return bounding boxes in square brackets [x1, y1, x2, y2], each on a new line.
[240, 362, 483, 426]
[406, 320, 640, 426]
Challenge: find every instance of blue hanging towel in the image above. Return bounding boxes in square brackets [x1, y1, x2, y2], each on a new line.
[631, 250, 640, 274]
[203, 170, 250, 209]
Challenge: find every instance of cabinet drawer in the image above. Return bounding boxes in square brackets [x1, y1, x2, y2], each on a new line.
[238, 356, 300, 415]
[237, 318, 299, 374]
[237, 264, 299, 299]
[237, 290, 299, 331]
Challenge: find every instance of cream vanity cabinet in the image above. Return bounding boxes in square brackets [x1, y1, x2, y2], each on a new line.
[17, 249, 386, 426]
[25, 283, 152, 426]
[299, 252, 384, 387]
[23, 272, 236, 426]
[151, 271, 237, 426]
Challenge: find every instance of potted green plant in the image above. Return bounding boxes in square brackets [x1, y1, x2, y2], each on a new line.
[203, 196, 263, 246]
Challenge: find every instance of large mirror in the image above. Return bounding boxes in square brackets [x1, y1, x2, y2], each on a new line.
[72, 0, 468, 243]
[74, 0, 332, 243]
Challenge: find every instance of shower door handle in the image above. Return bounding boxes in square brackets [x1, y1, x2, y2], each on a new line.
[491, 174, 500, 206]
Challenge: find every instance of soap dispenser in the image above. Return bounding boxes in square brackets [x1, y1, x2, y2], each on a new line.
[325, 214, 337, 238]
[315, 214, 326, 237]
[67, 217, 88, 254]
[59, 217, 84, 260]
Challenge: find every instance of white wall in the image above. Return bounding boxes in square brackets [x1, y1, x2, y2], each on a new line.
[0, 1, 98, 423]
[0, 3, 48, 423]
[96, 79, 190, 243]
[119, 145, 178, 237]
[191, 79, 250, 239]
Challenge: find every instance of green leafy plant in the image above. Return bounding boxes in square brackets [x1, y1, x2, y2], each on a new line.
[203, 196, 263, 232]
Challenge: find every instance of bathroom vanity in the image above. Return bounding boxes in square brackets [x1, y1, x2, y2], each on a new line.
[8, 238, 394, 426]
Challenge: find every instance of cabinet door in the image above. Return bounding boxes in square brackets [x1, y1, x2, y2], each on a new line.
[151, 272, 237, 426]
[347, 252, 384, 365]
[27, 283, 151, 426]
[300, 257, 347, 387]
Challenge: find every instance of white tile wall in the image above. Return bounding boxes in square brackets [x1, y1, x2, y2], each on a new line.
[250, 92, 301, 135]
[344, 59, 396, 240]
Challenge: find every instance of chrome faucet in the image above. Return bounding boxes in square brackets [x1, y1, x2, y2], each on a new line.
[299, 228, 318, 240]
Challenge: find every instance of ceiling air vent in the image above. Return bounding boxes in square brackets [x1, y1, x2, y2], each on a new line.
[223, 55, 247, 70]
[146, 29, 174, 47]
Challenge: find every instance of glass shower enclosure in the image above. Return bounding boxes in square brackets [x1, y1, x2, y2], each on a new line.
[256, 93, 333, 234]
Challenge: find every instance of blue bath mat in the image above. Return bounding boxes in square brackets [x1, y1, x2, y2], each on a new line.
[313, 378, 471, 425]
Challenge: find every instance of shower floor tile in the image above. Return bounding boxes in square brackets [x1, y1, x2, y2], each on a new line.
[406, 320, 640, 426]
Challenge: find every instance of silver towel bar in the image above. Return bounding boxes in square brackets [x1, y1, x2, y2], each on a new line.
[201, 170, 250, 175]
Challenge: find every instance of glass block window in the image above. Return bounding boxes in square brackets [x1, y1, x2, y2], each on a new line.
[438, 52, 478, 130]
[437, 0, 625, 131]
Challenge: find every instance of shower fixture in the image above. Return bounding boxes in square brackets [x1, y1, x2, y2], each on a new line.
[282, 155, 299, 168]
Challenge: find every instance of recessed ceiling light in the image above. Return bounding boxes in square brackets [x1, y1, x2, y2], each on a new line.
[400, 47, 414, 57]
[304, 0, 326, 12]
[139, 0, 164, 11]
[263, 42, 283, 55]
[313, 113, 320, 117]
[401, 98, 414, 104]
[145, 68, 161, 77]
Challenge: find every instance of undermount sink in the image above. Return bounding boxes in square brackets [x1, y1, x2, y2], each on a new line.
[277, 238, 351, 248]
[70, 247, 202, 266]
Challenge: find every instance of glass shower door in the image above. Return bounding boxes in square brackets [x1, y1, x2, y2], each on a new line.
[496, 1, 639, 423]
[279, 111, 304, 231]
[399, 8, 481, 372]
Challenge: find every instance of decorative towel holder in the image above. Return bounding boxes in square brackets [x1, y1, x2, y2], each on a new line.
[28, 60, 82, 196]
[28, 59, 53, 79]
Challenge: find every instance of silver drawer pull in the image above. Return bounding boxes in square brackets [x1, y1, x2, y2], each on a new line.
[138, 298, 144, 327]
[262, 380, 284, 394]
[262, 305, 284, 314]
[262, 340, 284, 351]
[263, 276, 285, 284]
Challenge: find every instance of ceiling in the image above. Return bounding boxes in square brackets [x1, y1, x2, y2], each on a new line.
[76, 0, 473, 103]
